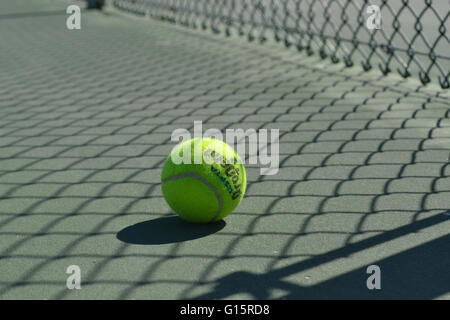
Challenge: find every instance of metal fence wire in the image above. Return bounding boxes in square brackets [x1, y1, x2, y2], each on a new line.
[111, 0, 450, 89]
[1, 1, 450, 299]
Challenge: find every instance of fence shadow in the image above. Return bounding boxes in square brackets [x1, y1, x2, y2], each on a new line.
[193, 213, 450, 299]
[0, 10, 75, 20]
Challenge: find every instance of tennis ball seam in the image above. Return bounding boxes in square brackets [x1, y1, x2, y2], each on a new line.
[162, 172, 223, 223]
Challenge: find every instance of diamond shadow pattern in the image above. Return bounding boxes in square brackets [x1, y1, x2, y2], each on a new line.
[0, 1, 449, 299]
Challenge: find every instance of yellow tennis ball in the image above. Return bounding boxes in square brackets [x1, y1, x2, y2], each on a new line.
[161, 137, 246, 223]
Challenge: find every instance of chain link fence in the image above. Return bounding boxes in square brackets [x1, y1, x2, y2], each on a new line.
[1, 0, 450, 299]
[111, 0, 450, 89]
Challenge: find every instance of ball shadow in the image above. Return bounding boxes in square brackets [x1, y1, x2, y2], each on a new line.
[116, 215, 226, 245]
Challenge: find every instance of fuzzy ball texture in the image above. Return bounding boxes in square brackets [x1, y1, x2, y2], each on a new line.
[161, 138, 247, 223]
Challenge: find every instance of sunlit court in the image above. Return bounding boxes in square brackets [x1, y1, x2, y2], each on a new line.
[0, 0, 449, 303]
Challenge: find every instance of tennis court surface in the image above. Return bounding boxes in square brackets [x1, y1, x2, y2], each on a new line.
[0, 0, 449, 299]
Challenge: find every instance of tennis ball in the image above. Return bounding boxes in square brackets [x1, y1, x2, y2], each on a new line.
[161, 137, 246, 223]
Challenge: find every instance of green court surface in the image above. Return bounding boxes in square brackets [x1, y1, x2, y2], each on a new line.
[0, 0, 449, 299]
